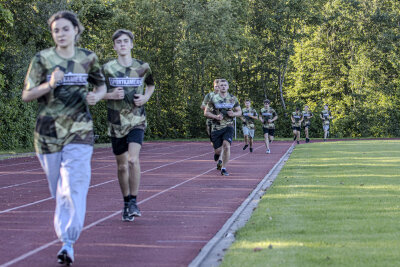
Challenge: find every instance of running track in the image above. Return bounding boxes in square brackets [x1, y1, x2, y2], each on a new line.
[0, 141, 292, 267]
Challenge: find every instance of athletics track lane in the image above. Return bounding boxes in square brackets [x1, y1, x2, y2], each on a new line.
[0, 141, 292, 267]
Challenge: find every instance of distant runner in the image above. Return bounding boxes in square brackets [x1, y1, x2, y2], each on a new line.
[205, 79, 241, 176]
[240, 99, 258, 152]
[320, 104, 332, 141]
[302, 105, 313, 143]
[291, 107, 303, 144]
[201, 79, 223, 169]
[259, 99, 278, 154]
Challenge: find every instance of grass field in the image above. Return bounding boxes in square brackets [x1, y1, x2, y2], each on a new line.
[221, 140, 400, 267]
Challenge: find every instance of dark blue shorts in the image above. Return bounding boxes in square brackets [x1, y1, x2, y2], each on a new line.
[263, 128, 275, 136]
[111, 128, 144, 155]
[211, 127, 234, 149]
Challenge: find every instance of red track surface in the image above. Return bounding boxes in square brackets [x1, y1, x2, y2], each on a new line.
[0, 141, 292, 267]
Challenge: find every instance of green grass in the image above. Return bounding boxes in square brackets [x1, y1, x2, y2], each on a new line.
[221, 140, 400, 267]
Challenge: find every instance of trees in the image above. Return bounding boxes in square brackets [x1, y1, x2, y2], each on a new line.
[1, 0, 400, 150]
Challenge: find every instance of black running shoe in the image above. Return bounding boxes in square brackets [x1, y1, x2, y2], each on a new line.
[242, 144, 248, 150]
[128, 199, 142, 217]
[249, 147, 253, 153]
[57, 243, 74, 266]
[306, 138, 309, 143]
[216, 160, 222, 170]
[214, 154, 220, 161]
[122, 204, 134, 222]
[221, 169, 229, 176]
[297, 141, 299, 144]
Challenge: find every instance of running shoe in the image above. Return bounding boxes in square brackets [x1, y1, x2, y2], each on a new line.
[242, 144, 248, 150]
[216, 160, 223, 170]
[122, 204, 134, 222]
[297, 141, 299, 144]
[221, 168, 229, 176]
[57, 243, 74, 266]
[266, 149, 271, 154]
[128, 199, 142, 217]
[214, 154, 220, 161]
[249, 147, 253, 153]
[306, 138, 309, 143]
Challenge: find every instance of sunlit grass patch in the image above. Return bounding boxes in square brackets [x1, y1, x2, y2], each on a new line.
[221, 140, 400, 267]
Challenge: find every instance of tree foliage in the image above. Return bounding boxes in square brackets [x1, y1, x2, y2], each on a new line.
[1, 0, 400, 149]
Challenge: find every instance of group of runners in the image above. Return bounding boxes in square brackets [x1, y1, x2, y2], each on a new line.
[22, 11, 153, 265]
[21, 10, 334, 266]
[201, 80, 333, 175]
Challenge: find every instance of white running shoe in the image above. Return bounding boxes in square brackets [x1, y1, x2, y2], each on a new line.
[266, 149, 271, 154]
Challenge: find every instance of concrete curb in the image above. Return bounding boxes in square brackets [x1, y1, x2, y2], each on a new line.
[189, 143, 295, 267]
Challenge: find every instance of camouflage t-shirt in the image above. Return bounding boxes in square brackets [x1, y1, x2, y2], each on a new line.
[260, 107, 277, 129]
[302, 110, 313, 126]
[102, 59, 154, 138]
[241, 107, 258, 130]
[321, 110, 331, 125]
[24, 47, 105, 154]
[291, 111, 303, 127]
[207, 93, 240, 132]
[202, 91, 216, 125]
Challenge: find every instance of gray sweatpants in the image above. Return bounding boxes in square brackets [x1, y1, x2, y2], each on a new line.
[37, 144, 93, 244]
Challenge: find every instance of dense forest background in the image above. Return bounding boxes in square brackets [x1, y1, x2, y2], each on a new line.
[1, 0, 400, 149]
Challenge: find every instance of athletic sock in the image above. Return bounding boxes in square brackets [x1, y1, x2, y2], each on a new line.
[214, 154, 220, 161]
[129, 195, 137, 201]
[123, 196, 130, 203]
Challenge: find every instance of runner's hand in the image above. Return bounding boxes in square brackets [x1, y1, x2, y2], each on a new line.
[86, 92, 98, 105]
[49, 67, 64, 89]
[112, 87, 124, 100]
[215, 114, 223, 121]
[133, 94, 149, 106]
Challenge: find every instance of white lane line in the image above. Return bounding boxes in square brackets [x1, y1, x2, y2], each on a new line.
[0, 143, 258, 267]
[0, 179, 45, 190]
[0, 197, 53, 214]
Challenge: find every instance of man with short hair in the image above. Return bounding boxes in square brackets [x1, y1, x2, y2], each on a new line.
[259, 99, 278, 154]
[240, 99, 258, 152]
[205, 79, 241, 176]
[302, 105, 313, 143]
[201, 79, 223, 169]
[102, 29, 155, 221]
[320, 104, 332, 142]
[291, 107, 303, 144]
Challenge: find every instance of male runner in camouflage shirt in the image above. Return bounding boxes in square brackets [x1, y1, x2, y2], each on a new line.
[205, 79, 241, 176]
[240, 99, 258, 152]
[103, 29, 155, 221]
[302, 105, 313, 143]
[291, 107, 303, 144]
[201, 79, 224, 169]
[320, 104, 332, 142]
[259, 99, 278, 154]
